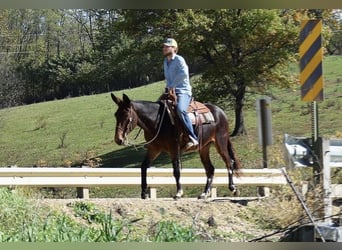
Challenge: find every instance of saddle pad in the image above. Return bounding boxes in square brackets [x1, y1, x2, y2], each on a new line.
[187, 101, 210, 114]
[188, 111, 215, 125]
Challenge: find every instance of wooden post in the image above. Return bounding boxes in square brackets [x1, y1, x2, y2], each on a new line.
[149, 188, 157, 200]
[211, 187, 217, 199]
[310, 137, 323, 220]
[77, 165, 90, 199]
[77, 187, 89, 199]
[312, 106, 322, 186]
[322, 138, 332, 224]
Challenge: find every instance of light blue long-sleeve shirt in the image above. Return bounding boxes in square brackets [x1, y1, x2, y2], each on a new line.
[164, 54, 192, 95]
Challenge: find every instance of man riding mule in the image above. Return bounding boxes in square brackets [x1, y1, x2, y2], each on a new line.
[110, 38, 241, 200]
[111, 93, 240, 199]
[162, 38, 199, 150]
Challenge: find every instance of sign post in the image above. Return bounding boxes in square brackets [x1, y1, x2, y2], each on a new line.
[300, 19, 325, 220]
[299, 20, 324, 185]
[256, 97, 272, 196]
[256, 97, 273, 168]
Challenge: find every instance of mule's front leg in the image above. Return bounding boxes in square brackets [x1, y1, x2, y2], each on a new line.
[140, 149, 161, 199]
[140, 157, 150, 199]
[172, 157, 183, 200]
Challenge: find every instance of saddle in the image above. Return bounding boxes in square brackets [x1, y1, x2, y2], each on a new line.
[187, 101, 215, 125]
[159, 88, 215, 126]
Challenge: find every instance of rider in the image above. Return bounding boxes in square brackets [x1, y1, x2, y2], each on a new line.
[162, 38, 199, 150]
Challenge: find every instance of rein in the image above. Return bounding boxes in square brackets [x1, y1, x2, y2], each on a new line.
[125, 102, 167, 150]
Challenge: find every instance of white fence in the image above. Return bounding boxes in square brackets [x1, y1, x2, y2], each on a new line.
[0, 167, 286, 199]
[322, 139, 342, 223]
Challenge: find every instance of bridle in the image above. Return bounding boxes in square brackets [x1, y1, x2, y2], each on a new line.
[116, 102, 167, 150]
[116, 105, 135, 145]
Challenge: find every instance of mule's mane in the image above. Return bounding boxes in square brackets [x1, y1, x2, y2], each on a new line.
[131, 100, 164, 112]
[132, 100, 162, 105]
[130, 100, 165, 129]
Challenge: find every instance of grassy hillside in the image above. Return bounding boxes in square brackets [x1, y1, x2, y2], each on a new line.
[0, 56, 341, 241]
[0, 56, 341, 173]
[0, 83, 164, 168]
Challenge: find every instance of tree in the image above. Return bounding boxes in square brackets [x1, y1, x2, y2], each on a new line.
[175, 9, 299, 136]
[0, 10, 26, 107]
[326, 9, 342, 55]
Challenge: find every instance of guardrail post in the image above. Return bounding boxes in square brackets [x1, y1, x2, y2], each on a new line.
[211, 187, 217, 199]
[76, 165, 90, 199]
[77, 187, 89, 199]
[257, 186, 270, 197]
[149, 188, 157, 200]
[322, 138, 332, 224]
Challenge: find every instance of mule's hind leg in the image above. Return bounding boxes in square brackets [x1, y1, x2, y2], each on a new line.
[214, 136, 238, 196]
[198, 144, 215, 199]
[171, 155, 184, 200]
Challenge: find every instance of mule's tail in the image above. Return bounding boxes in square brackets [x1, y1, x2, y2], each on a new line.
[227, 136, 241, 177]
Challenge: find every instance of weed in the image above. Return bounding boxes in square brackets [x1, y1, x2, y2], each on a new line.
[37, 159, 48, 167]
[299, 104, 311, 116]
[0, 189, 138, 242]
[335, 131, 342, 138]
[322, 100, 335, 109]
[99, 119, 105, 129]
[58, 131, 68, 149]
[0, 116, 5, 129]
[33, 115, 47, 131]
[70, 201, 105, 224]
[96, 211, 134, 242]
[149, 220, 198, 242]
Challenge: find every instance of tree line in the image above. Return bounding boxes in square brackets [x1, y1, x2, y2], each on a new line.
[0, 9, 340, 135]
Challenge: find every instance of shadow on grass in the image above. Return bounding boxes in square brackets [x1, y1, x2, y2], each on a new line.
[97, 144, 199, 169]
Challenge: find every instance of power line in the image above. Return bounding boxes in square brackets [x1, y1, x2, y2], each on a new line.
[0, 52, 35, 54]
[0, 31, 100, 38]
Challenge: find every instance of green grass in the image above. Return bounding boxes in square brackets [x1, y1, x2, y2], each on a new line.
[0, 83, 166, 167]
[0, 56, 341, 182]
[0, 188, 199, 242]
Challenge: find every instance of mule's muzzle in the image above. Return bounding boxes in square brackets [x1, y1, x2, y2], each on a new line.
[115, 137, 124, 145]
[115, 134, 128, 146]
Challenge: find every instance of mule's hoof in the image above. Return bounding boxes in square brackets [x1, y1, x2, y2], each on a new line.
[173, 195, 182, 200]
[141, 193, 147, 199]
[173, 190, 183, 200]
[197, 193, 208, 200]
[233, 189, 240, 197]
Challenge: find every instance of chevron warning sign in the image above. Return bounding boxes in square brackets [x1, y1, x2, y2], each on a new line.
[299, 20, 324, 102]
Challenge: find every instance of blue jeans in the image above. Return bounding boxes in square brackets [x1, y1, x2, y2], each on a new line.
[176, 93, 198, 141]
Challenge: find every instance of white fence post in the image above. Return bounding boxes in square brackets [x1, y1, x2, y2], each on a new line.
[322, 138, 332, 224]
[76, 166, 90, 199]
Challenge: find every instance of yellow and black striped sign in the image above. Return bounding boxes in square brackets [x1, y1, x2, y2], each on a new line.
[299, 20, 324, 102]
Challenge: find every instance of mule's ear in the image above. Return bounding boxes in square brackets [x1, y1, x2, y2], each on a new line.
[122, 93, 131, 105]
[111, 93, 122, 105]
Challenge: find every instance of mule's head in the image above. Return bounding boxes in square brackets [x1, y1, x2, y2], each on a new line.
[111, 93, 137, 145]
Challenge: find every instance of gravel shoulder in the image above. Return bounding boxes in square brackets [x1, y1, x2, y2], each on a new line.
[38, 197, 281, 242]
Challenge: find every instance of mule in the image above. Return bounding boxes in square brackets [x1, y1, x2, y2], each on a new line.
[111, 93, 240, 199]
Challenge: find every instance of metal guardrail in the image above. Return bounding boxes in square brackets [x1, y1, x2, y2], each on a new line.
[0, 167, 286, 199]
[284, 134, 342, 168]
